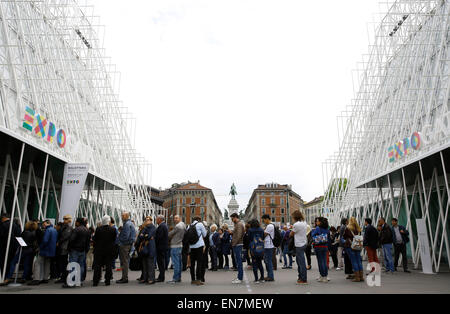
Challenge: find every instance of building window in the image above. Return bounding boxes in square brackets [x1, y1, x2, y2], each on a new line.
[182, 198, 186, 205]
[271, 198, 275, 204]
[262, 208, 265, 214]
[201, 207, 205, 214]
[281, 217, 285, 223]
[272, 217, 275, 222]
[281, 208, 285, 214]
[191, 207, 195, 214]
[271, 208, 275, 214]
[261, 198, 265, 205]
[201, 198, 204, 205]
[182, 207, 186, 215]
[281, 198, 284, 205]
[261, 192, 265, 196]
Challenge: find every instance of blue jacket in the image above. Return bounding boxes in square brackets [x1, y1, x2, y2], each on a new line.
[39, 225, 58, 257]
[119, 219, 136, 246]
[392, 225, 409, 244]
[311, 227, 330, 248]
[138, 224, 156, 258]
[221, 231, 231, 255]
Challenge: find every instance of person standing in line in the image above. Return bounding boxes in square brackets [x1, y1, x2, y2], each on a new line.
[248, 219, 265, 283]
[55, 215, 73, 284]
[216, 228, 224, 269]
[188, 216, 207, 285]
[311, 217, 330, 283]
[378, 217, 394, 274]
[305, 225, 313, 270]
[63, 218, 90, 288]
[363, 218, 379, 275]
[290, 210, 308, 284]
[208, 224, 219, 271]
[221, 224, 231, 270]
[391, 218, 410, 273]
[137, 216, 156, 285]
[243, 223, 252, 269]
[109, 217, 119, 279]
[343, 217, 364, 282]
[116, 211, 136, 284]
[167, 215, 185, 283]
[262, 214, 275, 282]
[92, 215, 116, 286]
[329, 226, 339, 270]
[281, 225, 292, 269]
[229, 213, 245, 284]
[155, 215, 169, 283]
[337, 218, 348, 270]
[200, 221, 210, 283]
[0, 214, 21, 285]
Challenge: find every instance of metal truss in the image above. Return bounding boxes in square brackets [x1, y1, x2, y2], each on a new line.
[321, 0, 450, 271]
[0, 0, 157, 281]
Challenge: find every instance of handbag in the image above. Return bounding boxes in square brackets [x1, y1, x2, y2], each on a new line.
[350, 230, 363, 251]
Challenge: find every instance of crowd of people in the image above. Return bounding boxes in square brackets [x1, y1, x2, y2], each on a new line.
[0, 209, 410, 287]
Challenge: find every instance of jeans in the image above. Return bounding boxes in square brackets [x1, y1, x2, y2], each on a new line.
[382, 243, 394, 272]
[282, 246, 292, 267]
[394, 242, 408, 271]
[232, 245, 243, 280]
[7, 250, 34, 280]
[263, 248, 274, 279]
[209, 246, 218, 270]
[315, 247, 328, 277]
[171, 247, 182, 281]
[345, 247, 363, 272]
[189, 247, 204, 281]
[251, 255, 264, 281]
[295, 245, 307, 282]
[69, 250, 86, 281]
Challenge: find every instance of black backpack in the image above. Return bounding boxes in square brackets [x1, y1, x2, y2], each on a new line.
[183, 222, 200, 246]
[270, 224, 282, 247]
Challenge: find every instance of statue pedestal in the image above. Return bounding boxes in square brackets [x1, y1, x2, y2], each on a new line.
[228, 198, 239, 216]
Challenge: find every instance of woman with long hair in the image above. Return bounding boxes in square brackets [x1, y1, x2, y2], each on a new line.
[343, 217, 364, 282]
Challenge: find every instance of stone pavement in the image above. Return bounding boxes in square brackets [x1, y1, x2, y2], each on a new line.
[1, 258, 449, 294]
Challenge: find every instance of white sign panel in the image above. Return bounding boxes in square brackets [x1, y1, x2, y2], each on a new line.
[416, 218, 434, 274]
[15, 237, 27, 247]
[59, 163, 89, 222]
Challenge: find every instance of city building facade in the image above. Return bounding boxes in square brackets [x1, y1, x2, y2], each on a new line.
[161, 181, 222, 227]
[303, 196, 324, 227]
[244, 182, 304, 226]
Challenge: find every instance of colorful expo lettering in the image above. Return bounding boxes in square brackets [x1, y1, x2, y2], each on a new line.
[387, 132, 421, 162]
[22, 106, 67, 148]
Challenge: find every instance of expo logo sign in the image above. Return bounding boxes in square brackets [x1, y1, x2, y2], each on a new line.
[22, 106, 67, 148]
[387, 132, 421, 163]
[66, 180, 80, 185]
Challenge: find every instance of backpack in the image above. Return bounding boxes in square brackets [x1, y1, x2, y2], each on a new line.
[183, 222, 200, 246]
[350, 230, 363, 251]
[270, 225, 282, 247]
[249, 233, 265, 257]
[312, 229, 329, 245]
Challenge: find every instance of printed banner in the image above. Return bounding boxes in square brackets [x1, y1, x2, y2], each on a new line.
[416, 218, 434, 274]
[59, 163, 89, 222]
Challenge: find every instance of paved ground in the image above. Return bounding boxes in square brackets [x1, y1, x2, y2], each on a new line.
[2, 258, 449, 294]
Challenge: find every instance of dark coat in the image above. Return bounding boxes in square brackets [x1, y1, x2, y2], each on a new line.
[379, 224, 393, 245]
[155, 222, 169, 252]
[0, 219, 21, 255]
[56, 224, 73, 256]
[221, 231, 231, 255]
[39, 225, 58, 257]
[68, 225, 91, 253]
[212, 232, 221, 252]
[392, 225, 410, 244]
[137, 224, 156, 258]
[363, 224, 379, 249]
[93, 225, 117, 257]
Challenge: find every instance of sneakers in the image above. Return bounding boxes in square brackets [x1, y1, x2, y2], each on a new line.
[232, 278, 242, 284]
[296, 280, 308, 285]
[167, 280, 181, 284]
[335, 267, 342, 271]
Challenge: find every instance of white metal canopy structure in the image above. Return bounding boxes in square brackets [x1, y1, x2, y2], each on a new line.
[0, 0, 155, 281]
[322, 0, 450, 272]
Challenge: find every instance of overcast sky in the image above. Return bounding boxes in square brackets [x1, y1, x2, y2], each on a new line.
[89, 0, 382, 213]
